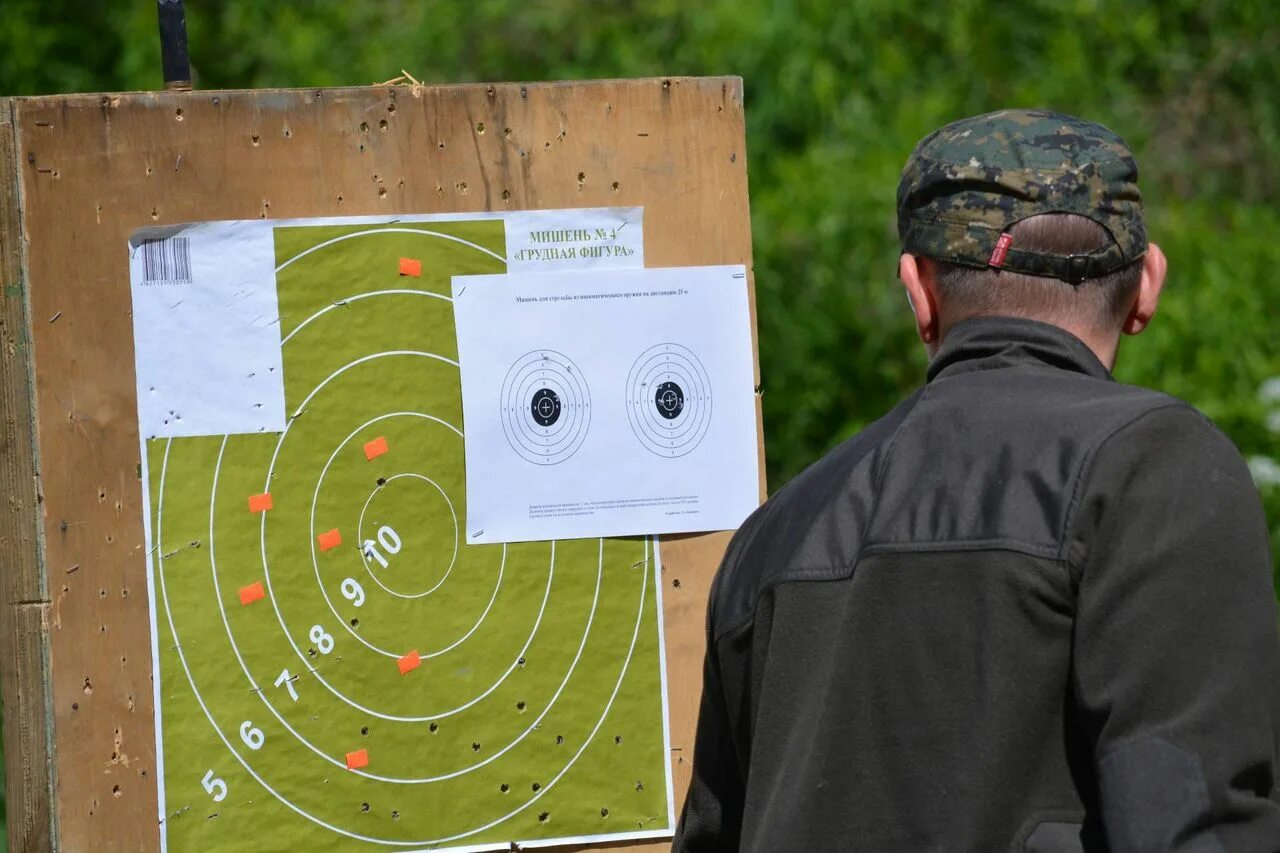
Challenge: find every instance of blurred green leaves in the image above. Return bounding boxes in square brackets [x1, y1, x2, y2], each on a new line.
[0, 0, 1276, 576]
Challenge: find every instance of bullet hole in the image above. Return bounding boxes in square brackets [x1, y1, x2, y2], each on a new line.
[391, 810, 400, 821]
[308, 648, 318, 657]
[350, 617, 359, 627]
[379, 119, 388, 132]
[662, 79, 671, 90]
[99, 625, 106, 633]
[531, 782, 541, 792]
[672, 578, 681, 588]
[106, 534, 115, 544]
[501, 189, 511, 201]
[251, 135, 260, 147]
[146, 164, 153, 176]
[500, 782, 510, 793]
[456, 182, 468, 194]
[283, 127, 292, 139]
[730, 152, 737, 162]
[577, 171, 586, 186]
[611, 181, 620, 192]
[387, 102, 396, 115]
[150, 207, 159, 221]
[429, 722, 439, 733]
[361, 726, 369, 736]
[376, 477, 386, 486]
[378, 187, 387, 199]
[98, 488, 106, 502]
[476, 122, 485, 134]
[614, 735, 623, 745]
[83, 677, 93, 695]
[175, 108, 184, 121]
[112, 785, 122, 798]
[517, 657, 526, 667]
[99, 588, 107, 599]
[520, 86, 528, 99]
[635, 780, 644, 791]
[72, 702, 78, 711]
[361, 802, 370, 813]
[601, 807, 610, 817]
[555, 735, 564, 745]
[471, 742, 481, 752]
[437, 141, 446, 151]
[359, 143, 365, 152]
[359, 122, 369, 133]
[537, 811, 549, 823]
[515, 700, 525, 712]
[336, 194, 344, 204]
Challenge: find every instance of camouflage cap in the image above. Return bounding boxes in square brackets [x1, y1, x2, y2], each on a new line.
[897, 109, 1146, 284]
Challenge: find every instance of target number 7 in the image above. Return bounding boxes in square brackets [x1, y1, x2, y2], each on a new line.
[363, 524, 402, 569]
[201, 769, 227, 803]
[274, 668, 299, 702]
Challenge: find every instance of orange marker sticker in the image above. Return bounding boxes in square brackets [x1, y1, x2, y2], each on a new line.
[317, 528, 343, 551]
[345, 748, 369, 770]
[247, 492, 273, 513]
[363, 436, 389, 461]
[398, 257, 422, 277]
[239, 582, 265, 606]
[398, 650, 421, 675]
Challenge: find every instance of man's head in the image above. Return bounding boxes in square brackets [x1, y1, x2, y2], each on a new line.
[895, 109, 1166, 365]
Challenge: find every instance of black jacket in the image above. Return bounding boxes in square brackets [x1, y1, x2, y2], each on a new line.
[674, 317, 1280, 852]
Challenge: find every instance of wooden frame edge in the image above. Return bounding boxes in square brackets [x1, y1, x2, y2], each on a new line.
[0, 96, 57, 853]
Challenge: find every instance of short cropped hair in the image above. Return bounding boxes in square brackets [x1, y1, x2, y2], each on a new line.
[930, 214, 1143, 333]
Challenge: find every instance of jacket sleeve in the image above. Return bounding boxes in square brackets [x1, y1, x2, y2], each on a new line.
[1069, 404, 1280, 851]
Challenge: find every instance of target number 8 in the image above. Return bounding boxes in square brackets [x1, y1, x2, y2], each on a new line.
[363, 524, 402, 569]
[310, 624, 335, 655]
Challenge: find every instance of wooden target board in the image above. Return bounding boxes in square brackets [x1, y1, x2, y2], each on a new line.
[0, 78, 760, 852]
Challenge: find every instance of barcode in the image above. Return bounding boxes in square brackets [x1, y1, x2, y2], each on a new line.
[140, 237, 193, 284]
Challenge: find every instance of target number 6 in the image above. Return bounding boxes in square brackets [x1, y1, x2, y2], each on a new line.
[309, 624, 335, 655]
[239, 720, 265, 751]
[340, 577, 365, 607]
[201, 769, 227, 802]
[363, 524, 402, 569]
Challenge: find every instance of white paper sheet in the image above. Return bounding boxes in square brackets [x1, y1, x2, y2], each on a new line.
[452, 265, 760, 543]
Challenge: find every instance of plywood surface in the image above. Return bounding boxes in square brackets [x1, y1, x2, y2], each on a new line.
[0, 77, 757, 851]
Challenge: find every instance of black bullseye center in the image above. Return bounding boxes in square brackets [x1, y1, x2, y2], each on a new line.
[654, 381, 684, 420]
[530, 387, 561, 426]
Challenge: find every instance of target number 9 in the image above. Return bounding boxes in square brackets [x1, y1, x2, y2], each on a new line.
[363, 524, 402, 569]
[239, 720, 265, 751]
[341, 577, 365, 607]
[310, 624, 335, 655]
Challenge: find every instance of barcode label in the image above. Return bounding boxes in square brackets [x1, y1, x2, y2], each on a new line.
[140, 237, 193, 284]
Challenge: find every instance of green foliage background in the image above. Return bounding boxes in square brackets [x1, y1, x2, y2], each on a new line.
[0, 6, 1277, 837]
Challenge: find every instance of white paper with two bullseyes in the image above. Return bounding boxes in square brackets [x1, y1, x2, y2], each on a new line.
[452, 265, 760, 543]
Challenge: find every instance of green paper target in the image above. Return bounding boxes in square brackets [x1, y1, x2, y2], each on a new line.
[145, 220, 672, 852]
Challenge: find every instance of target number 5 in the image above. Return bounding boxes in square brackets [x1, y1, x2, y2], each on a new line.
[239, 720, 265, 751]
[363, 524, 402, 569]
[202, 769, 227, 802]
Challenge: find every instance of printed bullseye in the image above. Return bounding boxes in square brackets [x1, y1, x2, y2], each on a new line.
[358, 473, 458, 599]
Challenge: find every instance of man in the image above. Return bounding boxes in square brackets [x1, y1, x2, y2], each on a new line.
[674, 110, 1280, 851]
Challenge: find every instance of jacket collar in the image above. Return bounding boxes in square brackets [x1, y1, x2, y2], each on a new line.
[926, 316, 1113, 384]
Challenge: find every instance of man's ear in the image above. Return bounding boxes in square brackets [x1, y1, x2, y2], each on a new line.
[899, 253, 940, 346]
[1123, 242, 1166, 336]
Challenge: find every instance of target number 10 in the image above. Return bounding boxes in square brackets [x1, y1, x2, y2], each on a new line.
[362, 524, 402, 569]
